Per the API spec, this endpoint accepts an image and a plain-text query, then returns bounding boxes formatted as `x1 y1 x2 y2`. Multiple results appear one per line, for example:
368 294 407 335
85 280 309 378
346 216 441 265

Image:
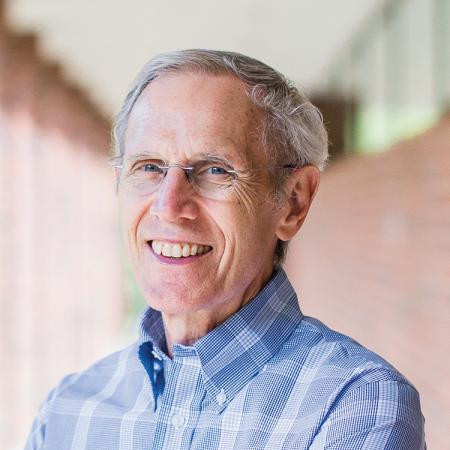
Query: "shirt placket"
153 350 203 449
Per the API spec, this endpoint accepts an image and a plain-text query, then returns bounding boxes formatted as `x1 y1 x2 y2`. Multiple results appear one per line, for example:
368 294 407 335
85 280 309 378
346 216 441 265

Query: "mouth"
148 240 213 259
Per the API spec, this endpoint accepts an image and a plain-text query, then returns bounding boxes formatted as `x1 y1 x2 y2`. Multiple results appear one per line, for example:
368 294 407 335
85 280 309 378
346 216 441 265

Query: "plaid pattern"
25 269 425 449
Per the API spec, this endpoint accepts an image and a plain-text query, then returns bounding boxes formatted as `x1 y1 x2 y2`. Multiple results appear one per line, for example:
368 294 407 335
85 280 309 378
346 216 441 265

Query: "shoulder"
31 342 141 425
285 316 412 384
54 343 142 399
265 314 421 405
25 343 143 449
279 316 425 448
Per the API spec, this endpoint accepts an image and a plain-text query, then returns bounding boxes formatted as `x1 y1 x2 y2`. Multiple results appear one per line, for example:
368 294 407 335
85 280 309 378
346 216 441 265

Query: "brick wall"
286 117 450 450
0 6 124 448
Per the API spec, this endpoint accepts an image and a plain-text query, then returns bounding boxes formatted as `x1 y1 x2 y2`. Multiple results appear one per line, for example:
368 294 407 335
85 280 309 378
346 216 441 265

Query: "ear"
275 165 320 241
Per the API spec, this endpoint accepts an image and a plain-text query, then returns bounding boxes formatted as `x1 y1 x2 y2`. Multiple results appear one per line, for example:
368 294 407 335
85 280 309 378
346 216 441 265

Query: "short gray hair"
112 49 328 268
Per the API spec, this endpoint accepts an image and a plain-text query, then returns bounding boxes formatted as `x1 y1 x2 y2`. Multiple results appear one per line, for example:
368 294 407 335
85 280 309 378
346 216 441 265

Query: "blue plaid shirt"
26 269 425 449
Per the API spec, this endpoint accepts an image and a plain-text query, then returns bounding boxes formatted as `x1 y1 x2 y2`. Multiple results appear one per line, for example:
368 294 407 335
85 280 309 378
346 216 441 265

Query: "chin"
139 277 215 314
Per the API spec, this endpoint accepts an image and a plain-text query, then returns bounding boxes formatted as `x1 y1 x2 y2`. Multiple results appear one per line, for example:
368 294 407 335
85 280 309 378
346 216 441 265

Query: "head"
112 49 328 316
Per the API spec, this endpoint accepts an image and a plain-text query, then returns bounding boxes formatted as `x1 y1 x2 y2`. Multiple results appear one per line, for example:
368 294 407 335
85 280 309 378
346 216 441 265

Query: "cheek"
221 206 261 254
119 196 147 244
233 178 268 217
229 201 280 261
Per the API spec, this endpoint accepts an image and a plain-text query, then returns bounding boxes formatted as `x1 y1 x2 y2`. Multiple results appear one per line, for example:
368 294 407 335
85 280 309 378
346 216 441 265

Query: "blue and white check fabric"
25 269 426 449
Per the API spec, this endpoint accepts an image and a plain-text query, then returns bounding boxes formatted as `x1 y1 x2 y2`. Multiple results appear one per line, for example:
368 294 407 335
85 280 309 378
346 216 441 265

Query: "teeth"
171 244 182 258
152 241 163 255
162 243 172 257
151 240 211 258
182 243 190 257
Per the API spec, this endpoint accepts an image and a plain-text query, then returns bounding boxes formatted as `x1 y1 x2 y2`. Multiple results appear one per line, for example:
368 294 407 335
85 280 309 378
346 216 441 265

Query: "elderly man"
26 50 425 449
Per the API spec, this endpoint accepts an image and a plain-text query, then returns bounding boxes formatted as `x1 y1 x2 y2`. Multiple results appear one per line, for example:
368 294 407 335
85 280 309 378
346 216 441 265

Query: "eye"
207 166 228 175
142 163 161 172
133 161 164 174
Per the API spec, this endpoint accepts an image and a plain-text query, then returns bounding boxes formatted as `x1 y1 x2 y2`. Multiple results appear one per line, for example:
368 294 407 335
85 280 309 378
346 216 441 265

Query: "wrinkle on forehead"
124 72 267 168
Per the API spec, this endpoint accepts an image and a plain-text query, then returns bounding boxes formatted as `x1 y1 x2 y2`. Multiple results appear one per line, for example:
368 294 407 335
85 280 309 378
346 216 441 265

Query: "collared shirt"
25 269 425 449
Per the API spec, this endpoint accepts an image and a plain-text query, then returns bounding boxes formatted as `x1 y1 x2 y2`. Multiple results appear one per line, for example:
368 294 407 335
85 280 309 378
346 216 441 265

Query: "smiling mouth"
149 240 213 258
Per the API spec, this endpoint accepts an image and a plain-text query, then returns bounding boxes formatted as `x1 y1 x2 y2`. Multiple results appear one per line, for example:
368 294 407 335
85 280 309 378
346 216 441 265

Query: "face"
120 72 287 317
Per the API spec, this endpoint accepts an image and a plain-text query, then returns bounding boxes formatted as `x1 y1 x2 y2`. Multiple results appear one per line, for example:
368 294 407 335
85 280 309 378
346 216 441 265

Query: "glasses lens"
117 159 237 200
191 161 235 199
121 161 165 195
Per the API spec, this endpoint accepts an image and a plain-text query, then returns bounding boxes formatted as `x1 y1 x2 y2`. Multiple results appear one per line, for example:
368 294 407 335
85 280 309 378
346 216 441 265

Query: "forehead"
124 72 265 164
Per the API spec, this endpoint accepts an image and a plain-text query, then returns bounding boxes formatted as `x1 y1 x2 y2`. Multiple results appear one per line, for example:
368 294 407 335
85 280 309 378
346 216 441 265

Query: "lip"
147 241 212 265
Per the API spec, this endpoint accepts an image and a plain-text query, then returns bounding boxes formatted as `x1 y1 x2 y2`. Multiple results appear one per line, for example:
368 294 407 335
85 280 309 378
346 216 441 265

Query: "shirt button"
171 413 186 429
216 388 227 406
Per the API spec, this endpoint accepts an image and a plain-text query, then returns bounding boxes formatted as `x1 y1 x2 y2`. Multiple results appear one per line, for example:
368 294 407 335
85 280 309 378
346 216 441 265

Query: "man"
26 50 425 449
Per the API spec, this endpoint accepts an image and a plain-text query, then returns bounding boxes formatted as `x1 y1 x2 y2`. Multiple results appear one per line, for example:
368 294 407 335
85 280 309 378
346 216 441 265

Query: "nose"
149 166 199 222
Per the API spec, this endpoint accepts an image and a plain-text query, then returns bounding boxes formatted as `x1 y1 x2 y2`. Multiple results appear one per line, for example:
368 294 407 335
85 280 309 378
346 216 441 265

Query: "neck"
161 267 275 357
162 311 223 352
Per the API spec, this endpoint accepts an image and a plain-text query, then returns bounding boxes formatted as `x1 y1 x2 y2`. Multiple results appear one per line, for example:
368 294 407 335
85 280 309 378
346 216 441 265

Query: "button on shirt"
25 269 426 449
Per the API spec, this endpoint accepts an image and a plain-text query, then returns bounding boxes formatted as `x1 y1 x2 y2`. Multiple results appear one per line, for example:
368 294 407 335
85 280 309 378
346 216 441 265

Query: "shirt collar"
138 268 303 412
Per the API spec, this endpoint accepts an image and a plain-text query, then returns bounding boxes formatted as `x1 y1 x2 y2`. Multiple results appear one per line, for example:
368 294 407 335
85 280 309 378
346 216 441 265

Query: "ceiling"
6 0 381 115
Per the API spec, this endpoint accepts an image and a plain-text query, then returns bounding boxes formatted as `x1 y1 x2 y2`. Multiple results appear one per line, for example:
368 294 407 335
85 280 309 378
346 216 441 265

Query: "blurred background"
0 0 448 448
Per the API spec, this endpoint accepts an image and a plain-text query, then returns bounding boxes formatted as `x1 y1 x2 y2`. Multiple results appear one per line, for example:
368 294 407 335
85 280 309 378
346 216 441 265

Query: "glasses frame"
108 156 297 197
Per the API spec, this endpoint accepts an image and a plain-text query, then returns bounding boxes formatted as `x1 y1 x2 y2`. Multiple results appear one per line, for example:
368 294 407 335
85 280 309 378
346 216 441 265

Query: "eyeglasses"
109 156 296 200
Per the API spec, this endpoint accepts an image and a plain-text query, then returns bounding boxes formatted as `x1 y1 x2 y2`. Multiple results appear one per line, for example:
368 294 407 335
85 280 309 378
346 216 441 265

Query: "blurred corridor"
0 2 123 447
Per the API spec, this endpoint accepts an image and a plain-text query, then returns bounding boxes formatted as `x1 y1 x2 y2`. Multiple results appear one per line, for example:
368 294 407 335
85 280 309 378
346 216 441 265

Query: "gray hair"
112 49 328 268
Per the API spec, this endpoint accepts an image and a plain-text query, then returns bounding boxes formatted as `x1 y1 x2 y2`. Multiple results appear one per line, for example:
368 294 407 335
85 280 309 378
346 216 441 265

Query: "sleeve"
309 380 426 450
24 373 77 450
24 390 54 450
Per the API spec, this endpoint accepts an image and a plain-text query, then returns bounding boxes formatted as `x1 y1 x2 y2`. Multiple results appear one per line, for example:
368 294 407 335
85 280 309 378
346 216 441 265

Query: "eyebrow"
123 153 160 165
196 151 236 166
